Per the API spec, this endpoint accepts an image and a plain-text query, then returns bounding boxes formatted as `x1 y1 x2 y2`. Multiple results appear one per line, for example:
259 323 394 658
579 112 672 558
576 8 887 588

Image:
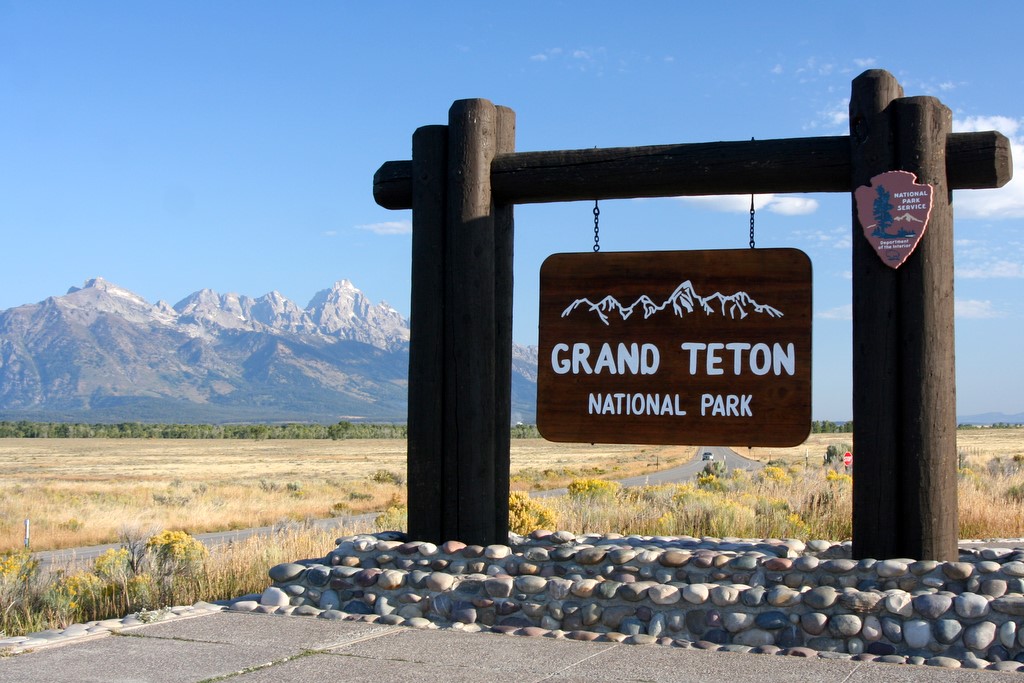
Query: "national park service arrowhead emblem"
854 170 933 269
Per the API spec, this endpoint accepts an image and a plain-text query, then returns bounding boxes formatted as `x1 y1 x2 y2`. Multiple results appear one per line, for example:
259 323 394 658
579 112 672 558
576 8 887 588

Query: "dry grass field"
0 438 686 552
1 428 1022 553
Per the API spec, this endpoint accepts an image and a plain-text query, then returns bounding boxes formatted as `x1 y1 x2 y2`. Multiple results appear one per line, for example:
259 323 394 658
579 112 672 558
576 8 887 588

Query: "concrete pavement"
0 610 1012 683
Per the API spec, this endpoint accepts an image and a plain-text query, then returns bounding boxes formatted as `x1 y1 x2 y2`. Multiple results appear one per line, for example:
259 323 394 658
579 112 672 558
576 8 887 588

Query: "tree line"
0 421 546 439
810 420 852 433
0 420 407 440
811 420 1024 433
4 419 1011 440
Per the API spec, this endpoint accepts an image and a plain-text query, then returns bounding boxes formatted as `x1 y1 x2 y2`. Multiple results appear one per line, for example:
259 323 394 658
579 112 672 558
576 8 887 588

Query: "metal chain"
593 200 601 252
748 137 756 249
749 194 756 249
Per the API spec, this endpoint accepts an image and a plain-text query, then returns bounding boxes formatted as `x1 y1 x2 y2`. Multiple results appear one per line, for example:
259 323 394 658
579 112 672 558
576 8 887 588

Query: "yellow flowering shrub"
146 530 208 577
567 478 620 500
373 505 407 532
696 472 726 491
757 465 791 485
825 469 853 486
93 548 132 583
508 492 558 535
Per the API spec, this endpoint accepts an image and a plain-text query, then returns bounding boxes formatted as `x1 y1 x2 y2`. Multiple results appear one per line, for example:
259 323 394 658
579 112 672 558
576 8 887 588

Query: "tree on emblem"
872 185 894 237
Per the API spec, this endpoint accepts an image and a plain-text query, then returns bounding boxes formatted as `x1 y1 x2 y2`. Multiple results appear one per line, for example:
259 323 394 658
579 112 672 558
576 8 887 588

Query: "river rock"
903 620 932 649
648 584 680 605
269 563 307 583
829 614 862 638
933 619 963 645
803 586 838 610
913 593 952 619
963 621 997 650
954 592 989 619
260 587 290 607
875 560 908 578
682 584 709 604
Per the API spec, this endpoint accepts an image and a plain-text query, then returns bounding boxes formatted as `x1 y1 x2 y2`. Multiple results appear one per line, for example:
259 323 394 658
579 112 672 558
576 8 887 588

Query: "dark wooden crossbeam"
375 131 1011 210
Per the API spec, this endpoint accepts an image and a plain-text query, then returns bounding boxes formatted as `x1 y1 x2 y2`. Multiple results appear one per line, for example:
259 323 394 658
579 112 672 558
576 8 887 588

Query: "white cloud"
817 300 1002 320
771 197 820 215
791 226 848 250
818 304 852 320
529 48 561 62
356 220 412 236
771 64 783 75
853 58 877 69
794 57 840 82
953 115 1024 219
958 259 1024 278
957 116 1019 137
803 98 849 132
678 194 819 215
956 299 1003 319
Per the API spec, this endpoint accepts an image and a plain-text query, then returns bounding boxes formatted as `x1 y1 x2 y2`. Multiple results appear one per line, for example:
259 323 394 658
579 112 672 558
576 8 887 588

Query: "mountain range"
0 278 538 424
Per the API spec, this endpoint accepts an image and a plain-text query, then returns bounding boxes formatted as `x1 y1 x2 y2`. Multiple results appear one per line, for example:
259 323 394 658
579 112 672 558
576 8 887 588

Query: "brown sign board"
537 249 812 447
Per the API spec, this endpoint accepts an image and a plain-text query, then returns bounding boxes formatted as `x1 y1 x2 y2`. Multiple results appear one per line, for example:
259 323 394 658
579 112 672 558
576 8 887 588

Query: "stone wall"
264 531 1024 666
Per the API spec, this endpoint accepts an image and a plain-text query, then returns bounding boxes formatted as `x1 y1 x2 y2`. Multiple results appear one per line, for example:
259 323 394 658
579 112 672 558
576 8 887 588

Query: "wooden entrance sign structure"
373 70 1012 560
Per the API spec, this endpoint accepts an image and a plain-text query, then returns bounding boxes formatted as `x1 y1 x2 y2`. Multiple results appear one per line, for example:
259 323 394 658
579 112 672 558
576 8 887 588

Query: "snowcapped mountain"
305 280 409 350
0 278 538 424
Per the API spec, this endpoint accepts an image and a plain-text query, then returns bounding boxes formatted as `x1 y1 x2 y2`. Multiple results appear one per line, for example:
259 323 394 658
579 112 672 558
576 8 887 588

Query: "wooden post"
850 73 959 561
493 106 516 539
406 104 516 546
850 71 903 560
407 125 448 542
894 96 958 561
444 99 500 545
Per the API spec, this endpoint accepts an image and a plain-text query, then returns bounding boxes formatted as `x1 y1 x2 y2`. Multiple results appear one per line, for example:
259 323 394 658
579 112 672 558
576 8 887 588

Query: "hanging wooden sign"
854 170 934 269
537 248 812 446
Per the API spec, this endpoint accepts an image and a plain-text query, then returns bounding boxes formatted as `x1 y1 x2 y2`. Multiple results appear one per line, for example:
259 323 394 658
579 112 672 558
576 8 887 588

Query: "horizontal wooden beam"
373 131 1011 210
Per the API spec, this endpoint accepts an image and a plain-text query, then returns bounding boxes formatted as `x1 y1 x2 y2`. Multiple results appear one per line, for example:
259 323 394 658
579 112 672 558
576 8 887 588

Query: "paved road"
33 447 758 571
616 445 760 487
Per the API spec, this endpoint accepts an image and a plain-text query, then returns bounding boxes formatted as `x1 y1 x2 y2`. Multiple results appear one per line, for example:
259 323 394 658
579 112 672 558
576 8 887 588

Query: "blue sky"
1 2 1022 420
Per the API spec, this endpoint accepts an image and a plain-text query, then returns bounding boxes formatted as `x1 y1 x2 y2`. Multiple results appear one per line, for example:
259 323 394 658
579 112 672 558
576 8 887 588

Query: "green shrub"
370 469 404 486
1006 484 1024 503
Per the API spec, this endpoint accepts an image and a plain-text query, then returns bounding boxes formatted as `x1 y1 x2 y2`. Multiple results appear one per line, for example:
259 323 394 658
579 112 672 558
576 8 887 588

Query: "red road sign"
843 451 853 467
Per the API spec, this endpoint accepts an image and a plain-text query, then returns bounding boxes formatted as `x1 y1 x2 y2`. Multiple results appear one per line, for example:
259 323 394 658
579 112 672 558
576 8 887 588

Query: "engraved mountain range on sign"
561 280 784 325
